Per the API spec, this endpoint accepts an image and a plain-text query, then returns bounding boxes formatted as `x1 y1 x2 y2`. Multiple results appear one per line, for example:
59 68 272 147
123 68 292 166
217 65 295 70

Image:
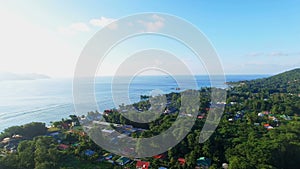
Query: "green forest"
1 68 300 169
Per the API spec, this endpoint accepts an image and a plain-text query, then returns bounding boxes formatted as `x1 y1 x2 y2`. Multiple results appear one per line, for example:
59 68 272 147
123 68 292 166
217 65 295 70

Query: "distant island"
0 72 50 81
0 68 299 169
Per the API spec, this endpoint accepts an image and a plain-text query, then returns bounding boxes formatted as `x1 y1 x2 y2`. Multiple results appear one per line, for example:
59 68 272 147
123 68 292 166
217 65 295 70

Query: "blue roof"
84 149 95 156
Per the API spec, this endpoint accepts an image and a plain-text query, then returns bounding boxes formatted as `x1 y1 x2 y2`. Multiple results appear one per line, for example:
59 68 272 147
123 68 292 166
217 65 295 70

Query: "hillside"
1 69 300 169
229 68 300 94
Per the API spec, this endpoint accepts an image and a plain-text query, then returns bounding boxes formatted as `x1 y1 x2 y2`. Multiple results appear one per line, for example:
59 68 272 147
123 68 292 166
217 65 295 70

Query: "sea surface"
0 75 268 131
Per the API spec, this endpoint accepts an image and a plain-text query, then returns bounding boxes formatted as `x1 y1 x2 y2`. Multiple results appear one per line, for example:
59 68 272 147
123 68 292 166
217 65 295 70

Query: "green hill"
230 68 300 94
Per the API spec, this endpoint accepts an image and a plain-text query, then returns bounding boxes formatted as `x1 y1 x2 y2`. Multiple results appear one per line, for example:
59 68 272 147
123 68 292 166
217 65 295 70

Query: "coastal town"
0 102 296 169
1 108 215 169
1 69 300 169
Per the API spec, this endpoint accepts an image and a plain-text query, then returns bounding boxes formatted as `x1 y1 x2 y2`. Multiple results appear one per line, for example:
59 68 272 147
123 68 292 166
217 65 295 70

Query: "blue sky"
0 0 299 77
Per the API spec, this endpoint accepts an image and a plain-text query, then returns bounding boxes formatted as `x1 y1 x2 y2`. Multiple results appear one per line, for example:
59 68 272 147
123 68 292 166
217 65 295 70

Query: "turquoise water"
0 75 268 131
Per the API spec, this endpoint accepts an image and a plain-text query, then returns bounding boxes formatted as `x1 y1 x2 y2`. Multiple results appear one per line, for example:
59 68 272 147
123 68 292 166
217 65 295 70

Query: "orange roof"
136 161 150 169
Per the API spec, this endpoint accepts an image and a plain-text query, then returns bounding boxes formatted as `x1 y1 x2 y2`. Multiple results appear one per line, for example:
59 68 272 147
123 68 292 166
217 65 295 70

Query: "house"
197 157 211 168
197 115 205 119
58 144 69 150
72 143 80 147
222 163 229 169
116 156 131 166
71 121 79 127
2 138 19 153
136 161 150 169
12 134 22 139
280 114 291 120
153 154 165 159
217 101 226 105
263 111 271 115
258 113 264 117
268 114 277 121
178 158 186 165
1 137 10 144
164 108 171 114
84 149 95 156
234 111 244 120
3 144 16 153
263 124 274 130
103 153 114 160
104 109 113 115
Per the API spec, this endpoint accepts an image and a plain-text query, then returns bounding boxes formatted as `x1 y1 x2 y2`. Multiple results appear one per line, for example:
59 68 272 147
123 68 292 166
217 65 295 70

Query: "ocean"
0 75 268 131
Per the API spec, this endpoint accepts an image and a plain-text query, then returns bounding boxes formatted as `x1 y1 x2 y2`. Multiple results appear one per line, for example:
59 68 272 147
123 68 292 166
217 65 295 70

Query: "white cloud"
138 14 165 32
58 22 90 35
246 52 264 57
246 51 300 57
89 16 116 27
58 17 117 36
269 51 289 57
152 14 165 22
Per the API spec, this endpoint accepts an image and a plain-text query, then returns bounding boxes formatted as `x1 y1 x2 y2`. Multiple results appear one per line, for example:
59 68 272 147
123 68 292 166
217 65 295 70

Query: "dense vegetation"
228 68 300 94
1 68 300 169
1 136 62 169
0 120 113 169
0 122 47 140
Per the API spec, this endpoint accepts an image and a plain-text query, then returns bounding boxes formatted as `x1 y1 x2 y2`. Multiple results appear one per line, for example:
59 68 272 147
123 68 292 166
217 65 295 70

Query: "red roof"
104 109 113 113
197 115 205 119
264 124 270 127
58 144 69 150
178 158 186 165
153 154 165 159
136 161 150 169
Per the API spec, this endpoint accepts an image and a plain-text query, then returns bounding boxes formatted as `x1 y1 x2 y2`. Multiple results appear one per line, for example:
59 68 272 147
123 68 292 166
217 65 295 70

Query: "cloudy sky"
0 0 299 77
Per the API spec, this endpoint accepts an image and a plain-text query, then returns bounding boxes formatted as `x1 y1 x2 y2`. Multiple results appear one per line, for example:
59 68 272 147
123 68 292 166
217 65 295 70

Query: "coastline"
0 75 270 132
